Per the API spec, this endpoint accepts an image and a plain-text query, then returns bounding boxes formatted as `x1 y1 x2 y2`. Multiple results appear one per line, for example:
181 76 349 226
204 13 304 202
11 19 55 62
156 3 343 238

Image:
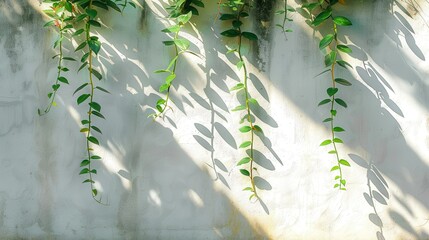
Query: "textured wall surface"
1 0 429 239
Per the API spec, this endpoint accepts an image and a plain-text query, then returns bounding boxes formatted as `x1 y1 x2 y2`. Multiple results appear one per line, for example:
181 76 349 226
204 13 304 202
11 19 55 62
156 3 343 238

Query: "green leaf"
339 159 351 166
79 168 90 175
232 20 242 28
236 61 244 70
89 102 101 112
156 98 166 105
177 12 192 24
91 111 105 119
106 0 121 12
318 99 331 106
335 176 341 180
88 20 101 27
43 20 55 27
335 78 352 86
328 150 337 154
165 74 176 84
75 42 87 51
58 76 69 84
333 127 345 132
80 159 90 167
248 98 258 105
337 60 352 68
230 83 244 91
333 16 352 26
91 69 102 80
333 138 343 143
63 57 76 61
335 98 348 108
249 193 256 201
337 45 352 53
323 118 333 122
330 166 339 171
239 169 250 176
219 13 236 20
325 51 337 66
82 179 95 183
163 41 175 46
253 125 263 133
327 88 338 97
239 141 252 148
239 126 252 133
242 187 253 191
159 83 170 93
162 25 180 33
87 136 99 145
320 139 332 146
73 29 85 36
231 105 246 111
81 120 90 125
91 126 102 134
92 189 98 196
220 29 240 37
331 109 337 116
174 38 190 51
80 128 89 132
334 183 340 188
86 9 97 19
78 62 88 72
319 34 334 49
312 9 332 26
91 155 101 160
77 94 91 105
340 179 347 186
154 69 170 74
242 32 258 41
96 86 110 94
88 40 101 55
237 157 251 166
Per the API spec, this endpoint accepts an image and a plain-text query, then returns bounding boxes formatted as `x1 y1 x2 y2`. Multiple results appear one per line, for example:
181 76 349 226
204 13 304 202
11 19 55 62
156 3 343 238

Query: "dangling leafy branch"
303 0 353 190
40 0 128 204
275 0 295 33
39 0 76 115
220 0 262 201
150 0 203 119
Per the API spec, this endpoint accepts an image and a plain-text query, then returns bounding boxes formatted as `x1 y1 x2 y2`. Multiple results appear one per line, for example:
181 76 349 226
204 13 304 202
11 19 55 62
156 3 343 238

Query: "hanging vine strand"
39 0 76 115
303 0 353 190
41 0 130 204
150 0 203 119
220 0 263 201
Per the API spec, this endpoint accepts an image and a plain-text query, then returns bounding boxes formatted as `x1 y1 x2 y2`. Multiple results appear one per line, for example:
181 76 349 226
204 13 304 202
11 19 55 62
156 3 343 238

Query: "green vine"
275 0 295 33
40 0 128 203
39 0 76 115
220 0 262 201
303 0 353 190
150 0 203 119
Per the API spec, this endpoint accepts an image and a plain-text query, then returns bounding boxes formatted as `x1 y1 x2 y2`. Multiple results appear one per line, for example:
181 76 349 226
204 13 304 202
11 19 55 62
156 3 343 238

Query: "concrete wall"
0 0 428 239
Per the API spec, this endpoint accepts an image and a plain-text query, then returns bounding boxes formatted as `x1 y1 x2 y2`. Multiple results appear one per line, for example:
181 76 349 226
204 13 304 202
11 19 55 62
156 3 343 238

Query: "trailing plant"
40 0 130 203
38 0 76 115
301 0 353 190
219 0 263 201
150 0 203 119
275 0 295 33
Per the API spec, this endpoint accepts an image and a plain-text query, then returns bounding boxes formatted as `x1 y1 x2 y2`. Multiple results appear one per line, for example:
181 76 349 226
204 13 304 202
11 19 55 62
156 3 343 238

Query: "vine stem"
40 19 64 115
330 22 344 189
154 30 180 118
85 0 105 204
237 5 258 200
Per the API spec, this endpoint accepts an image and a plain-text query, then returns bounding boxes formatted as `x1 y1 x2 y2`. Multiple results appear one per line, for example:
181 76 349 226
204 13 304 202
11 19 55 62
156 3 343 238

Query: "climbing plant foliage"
39 0 357 204
301 0 353 190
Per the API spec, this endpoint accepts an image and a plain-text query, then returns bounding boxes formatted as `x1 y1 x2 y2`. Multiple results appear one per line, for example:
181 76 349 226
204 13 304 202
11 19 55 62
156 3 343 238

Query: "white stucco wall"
0 0 428 239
